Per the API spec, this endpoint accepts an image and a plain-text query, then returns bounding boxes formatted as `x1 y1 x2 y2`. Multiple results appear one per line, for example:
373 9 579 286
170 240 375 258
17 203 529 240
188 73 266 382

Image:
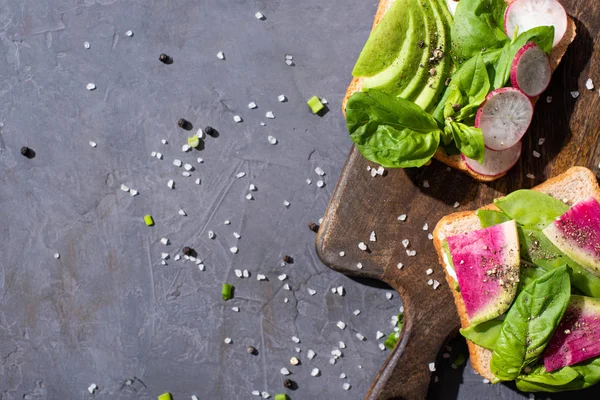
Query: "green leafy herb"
460 317 504 350
451 0 509 61
516 357 600 392
384 313 404 350
346 90 443 167
447 121 485 162
494 190 569 230
491 26 555 89
490 265 571 381
222 283 234 301
476 209 511 228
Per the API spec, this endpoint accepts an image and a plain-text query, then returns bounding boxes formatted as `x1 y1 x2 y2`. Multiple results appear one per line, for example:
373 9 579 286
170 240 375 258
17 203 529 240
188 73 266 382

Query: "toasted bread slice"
343 0 577 182
432 166 600 380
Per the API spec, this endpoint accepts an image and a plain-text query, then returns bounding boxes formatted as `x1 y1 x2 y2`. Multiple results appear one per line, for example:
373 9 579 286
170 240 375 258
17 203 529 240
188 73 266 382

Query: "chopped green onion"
307 96 324 114
188 135 200 148
453 353 466 368
274 394 290 400
158 393 172 400
222 283 234 301
144 215 154 226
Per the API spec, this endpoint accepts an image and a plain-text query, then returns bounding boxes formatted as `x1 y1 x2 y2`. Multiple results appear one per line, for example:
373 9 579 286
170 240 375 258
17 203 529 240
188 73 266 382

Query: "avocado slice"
352 0 414 77
361 5 423 93
416 0 454 113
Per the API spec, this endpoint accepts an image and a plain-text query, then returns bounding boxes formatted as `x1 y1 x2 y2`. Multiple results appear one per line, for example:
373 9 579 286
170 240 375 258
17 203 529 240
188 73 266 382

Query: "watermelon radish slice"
543 198 600 276
463 142 522 177
511 42 552 98
543 296 600 372
475 87 534 150
446 220 521 325
504 0 567 48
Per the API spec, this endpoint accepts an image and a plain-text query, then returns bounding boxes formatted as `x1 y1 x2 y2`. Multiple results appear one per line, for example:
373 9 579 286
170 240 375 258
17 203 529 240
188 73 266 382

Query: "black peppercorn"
159 53 172 64
283 255 293 264
283 379 294 389
178 118 192 130
247 346 257 355
308 222 319 233
20 146 34 159
182 246 192 256
204 126 216 137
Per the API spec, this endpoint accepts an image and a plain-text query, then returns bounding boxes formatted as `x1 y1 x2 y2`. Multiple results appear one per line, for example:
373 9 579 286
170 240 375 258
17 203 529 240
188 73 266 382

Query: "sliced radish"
446 0 459 16
475 87 534 151
510 42 551 97
504 0 567 48
463 143 522 177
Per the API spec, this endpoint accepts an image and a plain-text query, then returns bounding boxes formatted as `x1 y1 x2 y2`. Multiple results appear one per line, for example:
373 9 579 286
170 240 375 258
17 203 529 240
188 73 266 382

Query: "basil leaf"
476 209 511 228
520 227 600 298
384 313 404 350
491 265 571 381
346 90 442 168
449 122 485 162
519 262 548 289
492 26 555 89
516 357 600 392
461 317 504 350
453 53 491 106
451 0 509 60
494 190 569 230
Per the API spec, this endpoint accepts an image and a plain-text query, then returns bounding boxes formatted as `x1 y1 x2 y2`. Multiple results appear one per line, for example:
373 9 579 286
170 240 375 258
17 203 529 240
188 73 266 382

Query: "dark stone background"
0 0 592 399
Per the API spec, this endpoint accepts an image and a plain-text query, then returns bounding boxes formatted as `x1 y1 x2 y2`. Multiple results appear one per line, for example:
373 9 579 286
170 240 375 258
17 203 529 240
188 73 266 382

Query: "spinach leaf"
494 190 569 230
460 317 504 350
384 313 404 350
490 265 571 381
451 0 509 60
448 122 485 162
492 26 555 89
443 54 491 121
519 262 548 289
516 357 600 392
346 90 443 167
520 227 600 298
477 209 511 228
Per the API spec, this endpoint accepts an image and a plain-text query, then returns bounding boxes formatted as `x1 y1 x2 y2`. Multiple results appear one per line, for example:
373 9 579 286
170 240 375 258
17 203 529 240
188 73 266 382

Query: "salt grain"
261 392 270 399
428 279 433 286
54 253 60 259
426 268 433 275
526 173 535 179
423 180 430 188
369 231 376 242
229 247 238 254
246 193 254 200
342 383 351 391
249 184 257 191
306 178 312 185
397 263 403 269
125 30 133 37
286 59 293 66
315 167 325 176
311 368 320 377
398 214 407 221
453 202 460 208
533 150 541 158
570 91 580 99
355 333 365 341
433 280 440 290
86 83 96 91
278 274 288 281
160 237 169 245
407 250 417 256
243 270 250 278
307 288 316 296
376 331 385 340
120 184 130 192
224 337 232 344
340 373 346 379
353 309 361 316
280 367 290 376
402 239 410 248
184 163 193 171
257 274 267 281
89 141 97 148
336 321 346 330
423 223 429 231
265 111 275 119
195 178 201 185
217 51 225 60
173 159 182 167
283 200 290 207
267 136 277 145
224 220 231 225
339 341 346 349
379 343 386 351
232 306 239 312
307 349 316 360
235 269 243 278
156 152 163 159
538 138 546 145
376 166 385 175
178 209 187 216
292 336 300 343
336 286 344 296
208 231 215 239
586 78 594 90
356 263 363 269
316 180 325 188
429 362 436 372
358 242 368 251
428 233 433 240
233 115 242 123
255 11 265 19
278 95 287 102
385 292 393 300
84 41 91 49
182 172 191 177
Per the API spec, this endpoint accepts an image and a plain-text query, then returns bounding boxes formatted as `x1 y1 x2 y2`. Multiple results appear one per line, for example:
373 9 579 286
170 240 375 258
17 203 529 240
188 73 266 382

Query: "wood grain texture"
317 0 600 398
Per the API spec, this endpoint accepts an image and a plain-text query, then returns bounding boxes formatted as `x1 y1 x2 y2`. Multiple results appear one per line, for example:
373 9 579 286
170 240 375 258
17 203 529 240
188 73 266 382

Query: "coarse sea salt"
217 51 225 60
586 78 594 90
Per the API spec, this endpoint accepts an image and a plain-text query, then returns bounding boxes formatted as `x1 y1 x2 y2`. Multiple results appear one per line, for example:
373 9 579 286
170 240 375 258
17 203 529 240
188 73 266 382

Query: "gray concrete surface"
0 0 594 399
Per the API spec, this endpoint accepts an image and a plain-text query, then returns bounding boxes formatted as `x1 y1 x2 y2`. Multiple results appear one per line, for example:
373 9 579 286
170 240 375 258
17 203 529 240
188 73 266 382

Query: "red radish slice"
510 42 552 97
504 0 567 48
446 0 458 16
463 142 522 177
475 87 533 150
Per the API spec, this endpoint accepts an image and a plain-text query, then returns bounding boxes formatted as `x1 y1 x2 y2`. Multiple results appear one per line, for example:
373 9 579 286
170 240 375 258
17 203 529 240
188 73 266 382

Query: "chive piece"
222 283 234 301
144 215 154 226
188 135 200 148
307 96 324 114
274 394 290 400
158 393 172 400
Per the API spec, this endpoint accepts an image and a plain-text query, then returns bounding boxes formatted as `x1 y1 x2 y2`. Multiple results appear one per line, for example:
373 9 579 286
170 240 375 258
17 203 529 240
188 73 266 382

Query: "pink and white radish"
463 142 522 177
511 42 552 97
504 0 567 48
475 87 533 150
446 0 459 16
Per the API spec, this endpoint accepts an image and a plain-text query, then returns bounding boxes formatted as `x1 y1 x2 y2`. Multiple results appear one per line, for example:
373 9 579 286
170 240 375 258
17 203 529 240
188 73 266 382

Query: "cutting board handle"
365 283 454 400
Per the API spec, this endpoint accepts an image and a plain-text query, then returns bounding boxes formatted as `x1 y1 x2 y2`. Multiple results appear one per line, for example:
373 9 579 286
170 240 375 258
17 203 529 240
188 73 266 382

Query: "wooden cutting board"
316 1 600 398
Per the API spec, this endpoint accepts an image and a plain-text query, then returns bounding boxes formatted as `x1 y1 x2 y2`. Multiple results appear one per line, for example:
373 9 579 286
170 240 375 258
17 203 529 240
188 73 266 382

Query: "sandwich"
433 167 600 391
343 0 576 181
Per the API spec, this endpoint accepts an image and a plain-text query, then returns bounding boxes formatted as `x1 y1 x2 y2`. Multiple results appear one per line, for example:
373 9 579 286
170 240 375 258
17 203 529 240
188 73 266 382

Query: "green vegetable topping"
274 394 290 400
460 317 503 350
158 393 172 400
476 209 511 228
222 283 234 301
384 313 404 350
144 215 154 226
494 190 569 230
490 265 571 381
307 96 324 114
188 135 200 148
